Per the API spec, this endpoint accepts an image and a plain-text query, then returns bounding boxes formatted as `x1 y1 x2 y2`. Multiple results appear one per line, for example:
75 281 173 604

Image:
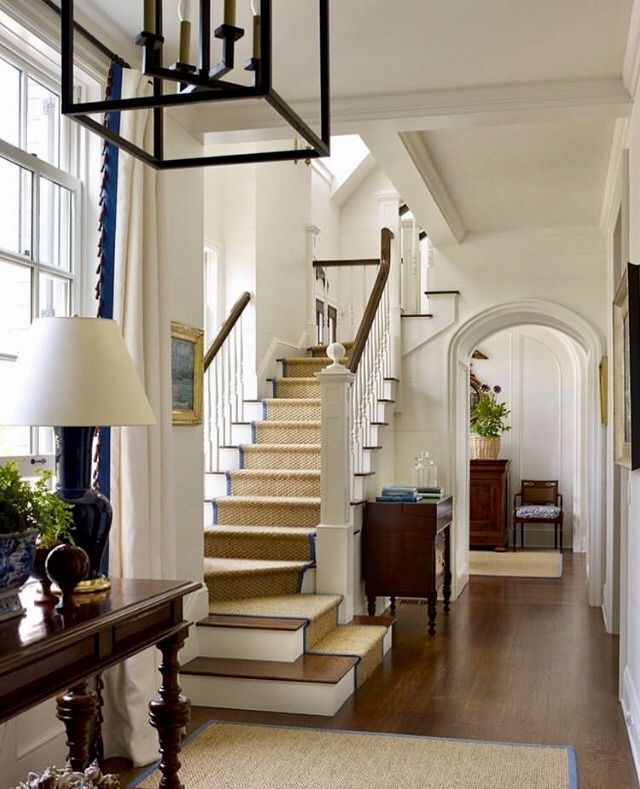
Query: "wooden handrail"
204 291 251 373
347 228 393 373
313 258 379 268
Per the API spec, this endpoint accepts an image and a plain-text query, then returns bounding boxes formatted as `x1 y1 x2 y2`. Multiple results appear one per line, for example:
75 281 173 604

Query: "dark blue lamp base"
54 426 112 592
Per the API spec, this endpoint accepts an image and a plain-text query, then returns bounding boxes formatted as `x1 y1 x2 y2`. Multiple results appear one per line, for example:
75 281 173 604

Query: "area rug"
469 550 563 578
130 720 578 789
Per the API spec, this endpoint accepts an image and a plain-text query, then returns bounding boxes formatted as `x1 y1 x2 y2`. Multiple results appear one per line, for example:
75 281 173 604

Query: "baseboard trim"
622 666 640 784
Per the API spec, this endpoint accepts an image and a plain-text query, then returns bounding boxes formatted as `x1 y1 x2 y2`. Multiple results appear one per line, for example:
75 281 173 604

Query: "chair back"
520 480 558 505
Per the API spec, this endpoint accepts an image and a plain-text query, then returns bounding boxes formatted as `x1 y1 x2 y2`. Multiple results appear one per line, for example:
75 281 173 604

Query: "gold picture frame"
171 321 204 425
599 356 608 426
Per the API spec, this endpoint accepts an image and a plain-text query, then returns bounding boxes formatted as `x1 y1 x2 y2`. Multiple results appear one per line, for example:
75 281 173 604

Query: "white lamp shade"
1 317 156 427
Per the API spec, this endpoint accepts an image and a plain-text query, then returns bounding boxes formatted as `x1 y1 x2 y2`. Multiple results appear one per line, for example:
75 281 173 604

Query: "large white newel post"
316 343 355 623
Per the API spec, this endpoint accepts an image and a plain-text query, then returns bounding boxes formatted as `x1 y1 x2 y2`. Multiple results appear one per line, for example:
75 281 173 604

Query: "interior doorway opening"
448 300 604 606
468 325 584 555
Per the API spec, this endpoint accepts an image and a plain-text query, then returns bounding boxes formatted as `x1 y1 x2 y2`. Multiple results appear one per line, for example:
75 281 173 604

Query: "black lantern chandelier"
60 0 330 168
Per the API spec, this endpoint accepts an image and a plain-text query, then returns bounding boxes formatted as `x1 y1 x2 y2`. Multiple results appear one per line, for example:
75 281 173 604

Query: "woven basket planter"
470 436 501 460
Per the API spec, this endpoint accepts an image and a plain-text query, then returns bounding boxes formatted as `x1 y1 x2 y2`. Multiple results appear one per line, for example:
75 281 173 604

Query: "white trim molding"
622 666 640 783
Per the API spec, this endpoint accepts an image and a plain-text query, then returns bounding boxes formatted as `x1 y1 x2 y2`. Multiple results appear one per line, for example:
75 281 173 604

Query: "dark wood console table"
0 578 201 788
364 496 453 635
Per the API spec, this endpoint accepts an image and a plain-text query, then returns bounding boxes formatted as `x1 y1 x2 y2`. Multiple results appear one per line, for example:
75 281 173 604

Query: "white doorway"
448 300 604 606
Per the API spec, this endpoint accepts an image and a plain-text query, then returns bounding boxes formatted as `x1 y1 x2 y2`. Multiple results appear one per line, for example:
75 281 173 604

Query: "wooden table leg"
149 629 191 789
443 526 452 613
427 593 437 636
389 595 396 614
367 596 376 616
56 680 97 771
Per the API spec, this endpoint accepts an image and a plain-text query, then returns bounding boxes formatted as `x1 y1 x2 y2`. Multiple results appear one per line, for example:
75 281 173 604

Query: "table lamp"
1 317 156 592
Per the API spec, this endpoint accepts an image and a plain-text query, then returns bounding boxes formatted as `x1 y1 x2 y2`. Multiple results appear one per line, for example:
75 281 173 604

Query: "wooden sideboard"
0 578 200 788
469 459 510 549
364 496 452 635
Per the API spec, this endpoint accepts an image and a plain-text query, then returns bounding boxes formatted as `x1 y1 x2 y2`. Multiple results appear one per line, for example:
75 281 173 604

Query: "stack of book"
375 485 444 502
376 486 419 502
417 486 444 499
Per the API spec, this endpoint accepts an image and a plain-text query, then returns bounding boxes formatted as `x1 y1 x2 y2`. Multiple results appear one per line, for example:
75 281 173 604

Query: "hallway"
117 555 637 788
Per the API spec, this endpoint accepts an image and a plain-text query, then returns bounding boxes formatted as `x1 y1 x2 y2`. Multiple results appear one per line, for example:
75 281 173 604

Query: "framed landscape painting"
613 263 640 469
171 321 204 425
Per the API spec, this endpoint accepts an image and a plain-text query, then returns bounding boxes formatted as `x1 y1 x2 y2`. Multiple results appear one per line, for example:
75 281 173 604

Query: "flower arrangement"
470 384 511 438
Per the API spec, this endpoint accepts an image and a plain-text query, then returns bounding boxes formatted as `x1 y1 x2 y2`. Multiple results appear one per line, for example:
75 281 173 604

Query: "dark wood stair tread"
352 614 395 627
198 614 307 631
181 654 357 684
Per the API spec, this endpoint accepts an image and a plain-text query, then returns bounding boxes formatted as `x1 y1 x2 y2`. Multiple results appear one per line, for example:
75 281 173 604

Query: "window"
0 47 81 458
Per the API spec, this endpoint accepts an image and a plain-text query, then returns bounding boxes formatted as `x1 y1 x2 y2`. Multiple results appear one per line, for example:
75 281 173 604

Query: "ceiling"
75 0 635 240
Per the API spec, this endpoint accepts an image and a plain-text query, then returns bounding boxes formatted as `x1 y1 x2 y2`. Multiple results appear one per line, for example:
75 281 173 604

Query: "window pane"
0 157 32 257
0 57 20 146
39 178 72 270
0 260 31 356
27 78 59 167
0 361 30 454
39 273 69 318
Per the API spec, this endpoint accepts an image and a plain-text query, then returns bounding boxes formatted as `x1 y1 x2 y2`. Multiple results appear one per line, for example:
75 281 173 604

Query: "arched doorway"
447 300 604 606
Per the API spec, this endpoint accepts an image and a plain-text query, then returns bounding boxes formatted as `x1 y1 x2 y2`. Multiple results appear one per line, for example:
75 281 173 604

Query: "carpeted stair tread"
180 653 357 684
262 398 321 421
272 377 320 398
204 525 315 562
209 593 342 620
282 357 347 377
239 444 320 472
308 624 388 688
309 340 353 357
253 420 321 445
204 558 313 602
225 469 321 498
212 495 320 528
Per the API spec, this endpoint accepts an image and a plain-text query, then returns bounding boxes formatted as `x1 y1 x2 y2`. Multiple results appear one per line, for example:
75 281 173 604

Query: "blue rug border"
128 719 578 788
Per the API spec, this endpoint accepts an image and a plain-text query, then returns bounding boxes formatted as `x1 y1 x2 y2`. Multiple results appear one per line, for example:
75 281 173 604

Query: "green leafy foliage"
0 461 74 544
470 385 511 438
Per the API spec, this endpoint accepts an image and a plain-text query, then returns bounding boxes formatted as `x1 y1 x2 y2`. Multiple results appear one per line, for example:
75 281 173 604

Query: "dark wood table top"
0 578 201 723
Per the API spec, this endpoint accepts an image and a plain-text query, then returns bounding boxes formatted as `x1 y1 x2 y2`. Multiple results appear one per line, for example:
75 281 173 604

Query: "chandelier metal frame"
60 0 330 169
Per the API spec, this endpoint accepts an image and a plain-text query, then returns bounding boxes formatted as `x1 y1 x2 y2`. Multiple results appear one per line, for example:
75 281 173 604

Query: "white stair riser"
383 380 397 400
182 670 355 716
231 423 253 445
352 476 364 501
383 627 393 655
204 501 214 528
205 473 227 499
243 401 264 421
197 625 304 662
219 447 240 470
300 567 316 593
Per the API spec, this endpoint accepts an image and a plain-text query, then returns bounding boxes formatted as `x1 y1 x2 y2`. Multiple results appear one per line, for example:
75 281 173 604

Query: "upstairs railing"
204 291 252 473
313 228 394 492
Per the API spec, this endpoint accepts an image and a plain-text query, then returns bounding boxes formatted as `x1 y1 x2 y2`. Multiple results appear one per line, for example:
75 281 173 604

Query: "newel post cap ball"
326 342 346 369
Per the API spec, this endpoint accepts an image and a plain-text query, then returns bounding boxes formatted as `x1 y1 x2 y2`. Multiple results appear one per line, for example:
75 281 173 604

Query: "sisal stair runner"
191 340 388 705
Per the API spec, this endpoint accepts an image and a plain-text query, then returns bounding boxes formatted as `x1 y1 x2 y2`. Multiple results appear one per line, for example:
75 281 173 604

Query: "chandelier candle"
178 0 192 63
144 0 156 31
224 0 236 25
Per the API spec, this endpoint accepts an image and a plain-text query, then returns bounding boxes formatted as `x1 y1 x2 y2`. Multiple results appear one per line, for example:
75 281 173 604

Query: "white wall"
619 34 640 775
471 326 580 549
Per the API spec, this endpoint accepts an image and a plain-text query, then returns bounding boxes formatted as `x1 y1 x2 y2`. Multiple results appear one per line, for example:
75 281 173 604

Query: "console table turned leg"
56 680 98 771
149 630 191 789
367 596 376 616
443 530 452 614
427 593 437 636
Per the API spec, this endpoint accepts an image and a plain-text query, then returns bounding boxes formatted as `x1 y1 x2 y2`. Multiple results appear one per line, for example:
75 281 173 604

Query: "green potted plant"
0 461 74 617
470 384 511 459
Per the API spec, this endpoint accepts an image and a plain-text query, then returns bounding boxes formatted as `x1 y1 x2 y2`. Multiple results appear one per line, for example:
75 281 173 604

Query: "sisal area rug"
469 550 563 578
130 721 578 789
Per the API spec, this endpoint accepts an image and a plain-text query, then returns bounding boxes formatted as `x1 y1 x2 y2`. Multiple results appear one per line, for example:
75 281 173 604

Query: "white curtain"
102 70 177 766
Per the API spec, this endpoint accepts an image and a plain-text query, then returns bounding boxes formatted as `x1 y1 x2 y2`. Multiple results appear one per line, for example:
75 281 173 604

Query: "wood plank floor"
108 553 638 788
